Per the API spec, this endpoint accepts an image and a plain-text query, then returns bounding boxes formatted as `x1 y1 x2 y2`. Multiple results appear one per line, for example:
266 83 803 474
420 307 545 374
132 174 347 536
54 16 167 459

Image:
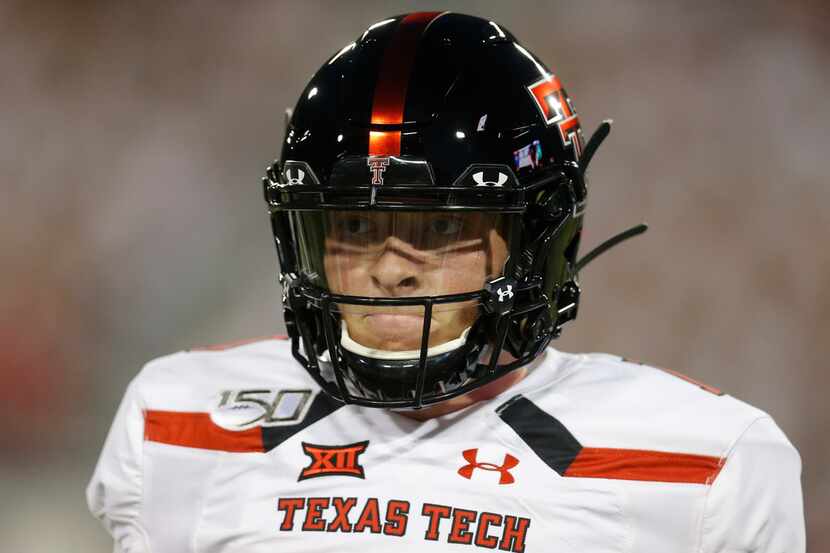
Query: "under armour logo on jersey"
286 168 305 185
299 441 369 481
367 157 390 185
472 170 508 187
497 285 514 302
458 448 519 485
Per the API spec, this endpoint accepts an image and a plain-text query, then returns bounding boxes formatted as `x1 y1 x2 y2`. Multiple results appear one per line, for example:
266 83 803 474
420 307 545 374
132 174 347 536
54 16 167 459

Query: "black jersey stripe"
261 391 344 452
496 394 725 485
496 394 582 475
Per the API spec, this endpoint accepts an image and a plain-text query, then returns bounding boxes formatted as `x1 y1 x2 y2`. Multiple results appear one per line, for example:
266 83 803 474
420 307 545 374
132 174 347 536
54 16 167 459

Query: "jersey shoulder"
130 335 313 411
525 350 779 459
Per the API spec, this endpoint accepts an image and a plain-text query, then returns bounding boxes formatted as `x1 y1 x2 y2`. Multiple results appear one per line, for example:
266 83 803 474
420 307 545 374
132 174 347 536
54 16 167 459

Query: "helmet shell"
282 12 584 187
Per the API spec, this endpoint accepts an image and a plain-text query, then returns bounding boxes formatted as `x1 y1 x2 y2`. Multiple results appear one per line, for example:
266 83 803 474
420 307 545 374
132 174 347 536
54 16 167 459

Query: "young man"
88 12 805 552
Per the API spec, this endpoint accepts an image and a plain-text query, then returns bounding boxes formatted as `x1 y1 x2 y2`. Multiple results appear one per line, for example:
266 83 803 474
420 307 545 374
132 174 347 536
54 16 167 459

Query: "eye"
337 216 370 235
429 216 462 236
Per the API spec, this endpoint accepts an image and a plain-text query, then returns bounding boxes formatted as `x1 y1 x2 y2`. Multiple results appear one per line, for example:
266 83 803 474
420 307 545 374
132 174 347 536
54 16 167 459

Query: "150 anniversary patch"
210 388 313 430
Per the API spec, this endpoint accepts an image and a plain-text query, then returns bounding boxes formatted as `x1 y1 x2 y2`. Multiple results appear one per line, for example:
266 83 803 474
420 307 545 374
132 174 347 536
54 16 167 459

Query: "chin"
352 334 422 352
343 315 418 351
343 312 470 352
346 324 438 353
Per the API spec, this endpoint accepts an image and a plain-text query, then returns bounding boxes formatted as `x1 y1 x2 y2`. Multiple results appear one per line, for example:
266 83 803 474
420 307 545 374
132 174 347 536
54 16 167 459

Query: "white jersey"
87 337 805 552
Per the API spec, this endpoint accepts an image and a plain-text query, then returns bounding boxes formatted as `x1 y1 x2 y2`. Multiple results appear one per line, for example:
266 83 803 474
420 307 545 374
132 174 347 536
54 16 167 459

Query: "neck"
396 366 528 421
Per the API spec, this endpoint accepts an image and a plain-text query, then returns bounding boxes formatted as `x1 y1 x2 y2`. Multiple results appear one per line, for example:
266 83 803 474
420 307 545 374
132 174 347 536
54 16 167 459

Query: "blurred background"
1 0 827 549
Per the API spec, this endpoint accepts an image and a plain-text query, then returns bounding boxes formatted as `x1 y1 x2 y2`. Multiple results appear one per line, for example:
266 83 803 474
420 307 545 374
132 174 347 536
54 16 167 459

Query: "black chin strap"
574 120 649 273
575 223 648 272
580 119 612 175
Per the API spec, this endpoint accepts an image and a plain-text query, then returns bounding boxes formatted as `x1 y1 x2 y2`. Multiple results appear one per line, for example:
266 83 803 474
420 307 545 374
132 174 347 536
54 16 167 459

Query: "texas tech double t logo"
527 74 583 158
367 157 390 185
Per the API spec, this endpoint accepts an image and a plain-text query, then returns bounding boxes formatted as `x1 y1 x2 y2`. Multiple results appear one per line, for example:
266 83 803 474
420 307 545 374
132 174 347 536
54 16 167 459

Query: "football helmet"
263 12 644 408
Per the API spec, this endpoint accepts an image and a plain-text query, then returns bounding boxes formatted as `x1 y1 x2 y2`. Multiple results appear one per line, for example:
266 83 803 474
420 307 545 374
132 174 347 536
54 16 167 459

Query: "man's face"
323 211 509 352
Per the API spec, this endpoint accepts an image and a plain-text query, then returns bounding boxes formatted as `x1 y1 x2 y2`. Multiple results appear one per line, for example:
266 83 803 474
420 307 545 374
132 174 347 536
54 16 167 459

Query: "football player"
88 12 805 552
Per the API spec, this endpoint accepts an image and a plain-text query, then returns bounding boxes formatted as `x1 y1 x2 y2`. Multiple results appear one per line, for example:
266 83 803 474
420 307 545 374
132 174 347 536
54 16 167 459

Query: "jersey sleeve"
700 416 805 552
86 375 150 553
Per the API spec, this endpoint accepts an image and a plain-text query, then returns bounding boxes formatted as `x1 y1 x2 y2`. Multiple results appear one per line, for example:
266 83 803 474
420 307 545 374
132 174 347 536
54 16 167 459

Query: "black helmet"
263 12 642 408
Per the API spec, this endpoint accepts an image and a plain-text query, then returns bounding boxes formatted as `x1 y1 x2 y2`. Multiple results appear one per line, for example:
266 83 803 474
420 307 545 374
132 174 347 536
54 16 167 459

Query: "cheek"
487 228 509 276
324 253 367 294
433 303 478 326
430 252 488 293
428 301 479 346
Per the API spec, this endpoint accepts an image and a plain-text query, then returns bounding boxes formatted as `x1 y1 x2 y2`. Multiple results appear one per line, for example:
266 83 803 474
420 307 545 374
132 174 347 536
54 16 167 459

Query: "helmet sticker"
368 12 446 156
286 168 306 186
527 74 583 157
472 170 508 188
282 161 320 186
513 139 544 171
451 164 518 188
367 156 391 185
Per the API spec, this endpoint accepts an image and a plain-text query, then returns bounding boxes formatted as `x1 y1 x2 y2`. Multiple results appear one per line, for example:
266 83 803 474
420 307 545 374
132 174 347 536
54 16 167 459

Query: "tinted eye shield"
264 158 583 407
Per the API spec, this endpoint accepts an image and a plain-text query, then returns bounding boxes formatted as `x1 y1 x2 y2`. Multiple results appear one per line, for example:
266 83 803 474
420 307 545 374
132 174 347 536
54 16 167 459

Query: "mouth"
362 313 427 336
355 313 430 350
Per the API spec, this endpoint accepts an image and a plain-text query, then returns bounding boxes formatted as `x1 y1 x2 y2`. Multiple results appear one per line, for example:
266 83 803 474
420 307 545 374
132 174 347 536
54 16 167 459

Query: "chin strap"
575 223 648 272
579 119 612 176
574 120 649 272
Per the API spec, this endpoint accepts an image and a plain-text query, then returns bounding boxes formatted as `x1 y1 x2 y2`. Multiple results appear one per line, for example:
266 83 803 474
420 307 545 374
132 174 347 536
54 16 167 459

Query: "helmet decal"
472 170 508 188
285 168 305 186
451 165 519 188
281 161 319 186
368 11 446 156
527 74 584 157
367 157 391 185
513 140 544 171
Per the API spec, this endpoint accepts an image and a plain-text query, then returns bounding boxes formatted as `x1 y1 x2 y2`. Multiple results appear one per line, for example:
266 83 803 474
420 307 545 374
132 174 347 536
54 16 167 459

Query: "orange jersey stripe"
144 410 264 453
564 447 724 484
659 366 724 396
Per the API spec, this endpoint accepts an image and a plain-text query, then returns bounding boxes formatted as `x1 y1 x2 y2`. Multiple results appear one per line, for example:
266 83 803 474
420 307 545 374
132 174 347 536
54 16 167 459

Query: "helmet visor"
292 209 515 351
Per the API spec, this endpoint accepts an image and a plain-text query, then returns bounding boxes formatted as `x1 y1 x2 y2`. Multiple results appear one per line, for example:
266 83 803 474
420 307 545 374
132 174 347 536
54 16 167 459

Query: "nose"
369 236 424 296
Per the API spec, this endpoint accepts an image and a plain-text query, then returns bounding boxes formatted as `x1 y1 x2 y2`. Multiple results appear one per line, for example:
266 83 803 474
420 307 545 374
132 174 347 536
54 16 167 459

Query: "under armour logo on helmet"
496 285 514 302
472 170 508 187
285 168 305 185
458 448 519 485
